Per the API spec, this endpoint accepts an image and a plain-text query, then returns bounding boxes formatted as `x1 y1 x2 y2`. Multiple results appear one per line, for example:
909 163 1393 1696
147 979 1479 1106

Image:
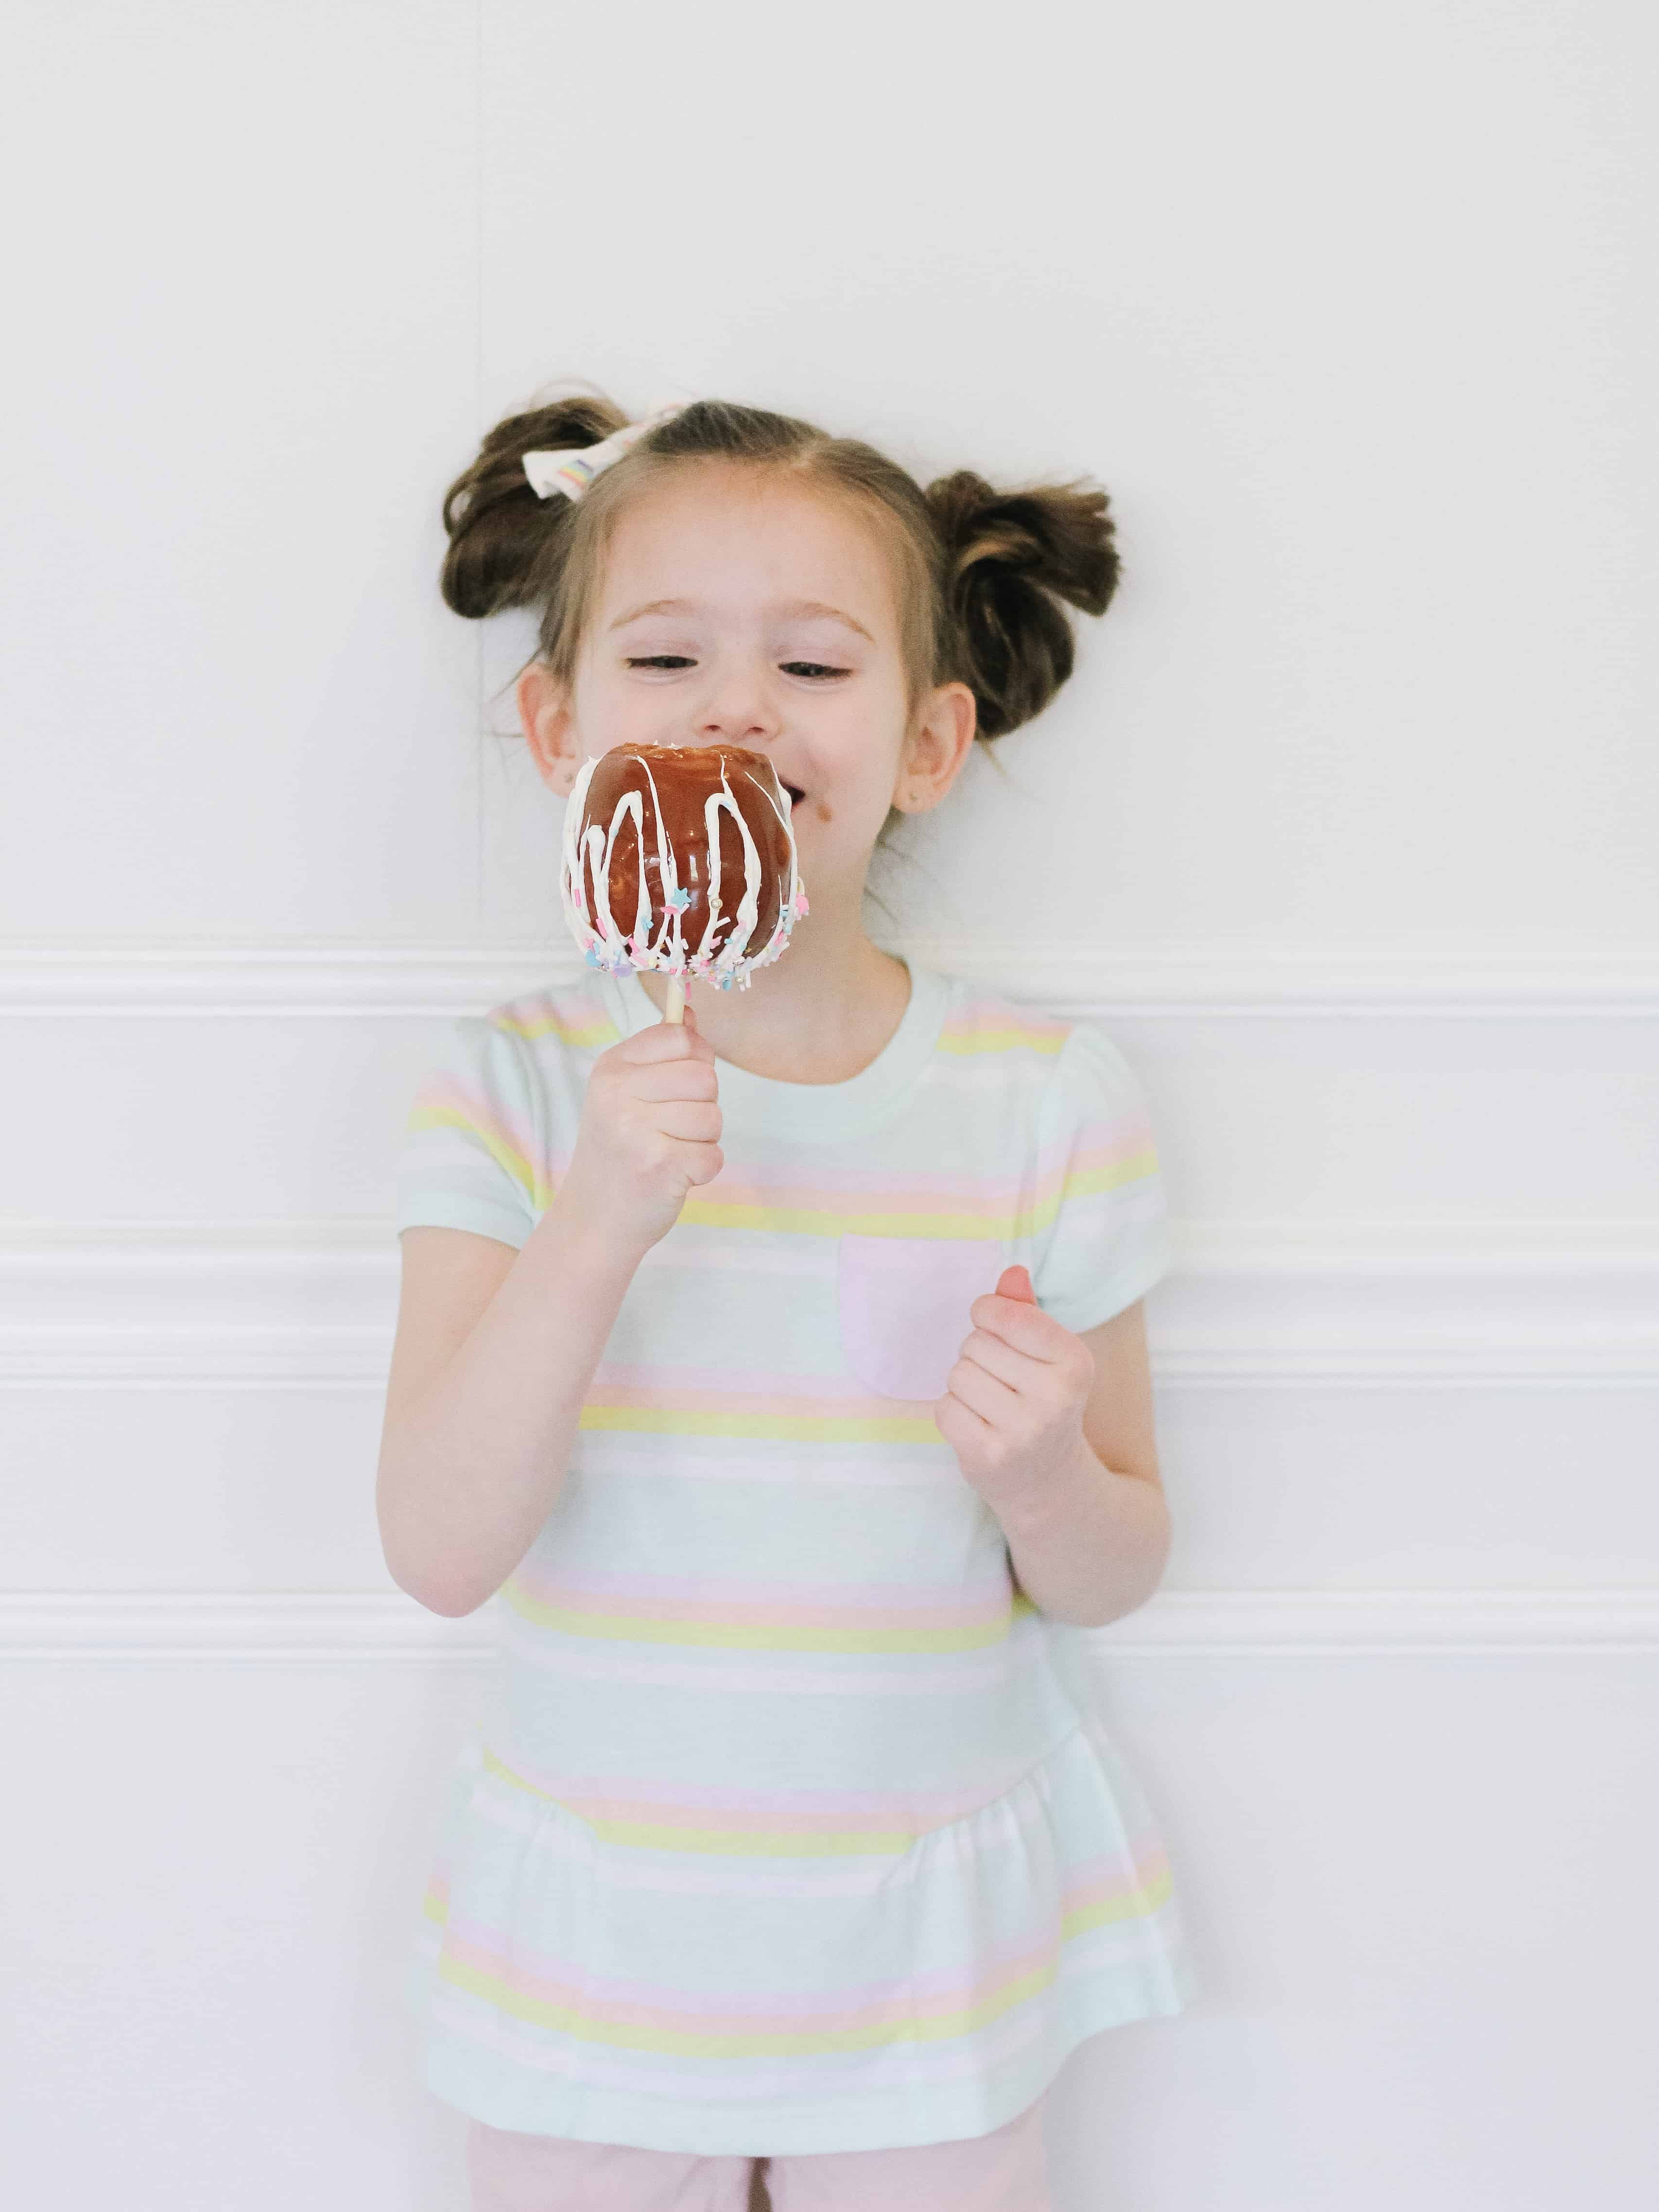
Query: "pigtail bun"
926 471 1120 740
439 394 627 619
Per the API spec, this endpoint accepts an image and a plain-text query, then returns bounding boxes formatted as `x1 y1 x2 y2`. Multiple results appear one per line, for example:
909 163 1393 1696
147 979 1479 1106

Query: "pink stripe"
409 1095 1152 1217
679 1168 1149 1223
440 1922 919 2033
1065 1859 1169 1918
1067 1118 1157 1159
488 989 612 1035
590 1364 878 1402
685 1126 1152 1214
937 1002 1069 1041
688 1151 1065 1200
521 1595 1003 1631
410 1076 545 1170
583 1377 907 1420
432 1851 1169 2034
486 1763 1022 1823
507 1569 1007 1633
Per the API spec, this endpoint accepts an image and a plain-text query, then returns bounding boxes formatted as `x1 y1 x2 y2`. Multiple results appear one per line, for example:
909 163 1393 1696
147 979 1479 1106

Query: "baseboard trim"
2 1227 1653 1388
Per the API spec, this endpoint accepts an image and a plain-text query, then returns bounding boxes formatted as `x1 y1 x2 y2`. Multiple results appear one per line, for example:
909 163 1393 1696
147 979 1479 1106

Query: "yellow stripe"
1062 1863 1175 1939
577 1405 942 1443
490 1010 620 1048
433 1949 1047 2055
1061 1151 1158 1202
433 1873 1173 2056
935 1026 1066 1057
680 1201 1030 1238
479 1754 921 1854
677 1147 1156 1242
490 1011 1062 1056
406 1103 553 1209
402 1108 1153 1244
501 1588 1008 1655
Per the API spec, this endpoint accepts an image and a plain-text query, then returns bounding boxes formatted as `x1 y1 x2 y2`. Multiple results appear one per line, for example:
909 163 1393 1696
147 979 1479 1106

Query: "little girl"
379 394 1193 2211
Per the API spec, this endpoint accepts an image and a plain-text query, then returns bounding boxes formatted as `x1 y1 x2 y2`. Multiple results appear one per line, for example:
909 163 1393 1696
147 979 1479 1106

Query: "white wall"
2 3 1656 2207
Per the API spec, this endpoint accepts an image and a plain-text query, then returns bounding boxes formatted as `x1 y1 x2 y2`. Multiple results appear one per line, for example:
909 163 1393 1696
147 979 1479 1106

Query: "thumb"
996 1264 1038 1305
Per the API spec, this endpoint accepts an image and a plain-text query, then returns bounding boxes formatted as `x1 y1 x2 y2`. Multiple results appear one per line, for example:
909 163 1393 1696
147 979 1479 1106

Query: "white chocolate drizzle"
560 750 807 990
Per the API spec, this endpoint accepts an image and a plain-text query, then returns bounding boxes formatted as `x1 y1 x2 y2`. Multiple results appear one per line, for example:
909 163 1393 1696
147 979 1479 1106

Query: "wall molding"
0 1225 1654 1389
2 1587 1654 1662
1 1226 1653 1389
2 941 1657 1018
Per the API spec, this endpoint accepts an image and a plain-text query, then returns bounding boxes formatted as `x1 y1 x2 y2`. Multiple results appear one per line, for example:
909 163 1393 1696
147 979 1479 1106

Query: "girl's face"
525 466 975 911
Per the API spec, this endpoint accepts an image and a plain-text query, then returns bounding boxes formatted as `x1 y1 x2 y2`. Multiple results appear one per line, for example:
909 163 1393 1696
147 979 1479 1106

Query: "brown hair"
440 392 1120 742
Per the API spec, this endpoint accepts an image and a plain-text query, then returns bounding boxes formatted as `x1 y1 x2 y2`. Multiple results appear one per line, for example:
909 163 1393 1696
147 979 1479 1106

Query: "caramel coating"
562 743 802 984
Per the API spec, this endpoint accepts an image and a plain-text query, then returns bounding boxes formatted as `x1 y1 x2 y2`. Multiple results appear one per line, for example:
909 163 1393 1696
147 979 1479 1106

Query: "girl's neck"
634 897 912 1086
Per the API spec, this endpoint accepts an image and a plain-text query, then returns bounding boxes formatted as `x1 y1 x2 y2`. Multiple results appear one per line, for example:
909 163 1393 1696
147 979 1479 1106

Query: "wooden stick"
664 975 686 1025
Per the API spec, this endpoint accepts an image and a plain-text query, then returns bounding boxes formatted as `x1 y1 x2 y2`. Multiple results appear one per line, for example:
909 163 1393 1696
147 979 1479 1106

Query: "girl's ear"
892 681 977 814
517 662 582 795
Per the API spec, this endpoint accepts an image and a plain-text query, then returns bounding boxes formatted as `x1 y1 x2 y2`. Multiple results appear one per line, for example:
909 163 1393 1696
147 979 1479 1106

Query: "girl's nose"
693 663 779 746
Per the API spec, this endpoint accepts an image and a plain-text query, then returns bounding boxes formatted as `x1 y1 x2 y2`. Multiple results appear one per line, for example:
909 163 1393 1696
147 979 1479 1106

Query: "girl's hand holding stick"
556 1007 721 1257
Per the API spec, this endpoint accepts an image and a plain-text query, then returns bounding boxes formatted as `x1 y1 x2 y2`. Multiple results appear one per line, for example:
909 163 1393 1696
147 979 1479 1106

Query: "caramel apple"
561 743 806 1002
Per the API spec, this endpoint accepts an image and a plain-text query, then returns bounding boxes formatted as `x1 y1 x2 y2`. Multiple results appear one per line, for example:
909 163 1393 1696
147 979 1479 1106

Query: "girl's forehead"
599 469 900 637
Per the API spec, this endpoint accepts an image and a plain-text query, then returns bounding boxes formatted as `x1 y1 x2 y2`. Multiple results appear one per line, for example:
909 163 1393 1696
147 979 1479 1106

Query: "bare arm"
376 1216 639 1616
935 1273 1171 1629
376 1014 723 1617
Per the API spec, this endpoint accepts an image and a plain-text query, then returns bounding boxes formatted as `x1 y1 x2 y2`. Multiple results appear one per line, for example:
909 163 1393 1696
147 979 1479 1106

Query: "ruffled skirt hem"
406 1720 1195 2155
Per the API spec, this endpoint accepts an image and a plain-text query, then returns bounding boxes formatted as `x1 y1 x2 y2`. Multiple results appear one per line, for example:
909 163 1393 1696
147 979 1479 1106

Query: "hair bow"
522 402 690 502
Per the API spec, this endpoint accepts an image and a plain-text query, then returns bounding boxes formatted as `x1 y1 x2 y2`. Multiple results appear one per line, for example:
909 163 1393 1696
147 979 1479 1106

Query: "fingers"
934 1391 994 1454
949 1305 1095 1416
600 1022 719 1107
996 1263 1038 1304
616 1021 716 1069
969 1286 1071 1361
628 1057 720 1105
654 1102 722 1143
674 1138 725 1188
951 1327 1031 1393
942 1351 1021 1426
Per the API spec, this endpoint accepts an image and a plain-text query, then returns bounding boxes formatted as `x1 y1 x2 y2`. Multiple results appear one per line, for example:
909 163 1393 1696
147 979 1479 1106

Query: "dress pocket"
837 1234 1005 1401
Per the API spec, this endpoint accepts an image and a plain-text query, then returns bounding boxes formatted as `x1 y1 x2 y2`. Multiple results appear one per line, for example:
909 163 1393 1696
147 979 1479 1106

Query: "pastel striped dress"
397 962 1193 2154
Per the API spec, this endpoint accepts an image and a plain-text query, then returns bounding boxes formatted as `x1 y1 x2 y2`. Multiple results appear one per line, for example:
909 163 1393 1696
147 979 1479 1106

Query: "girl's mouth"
782 781 806 808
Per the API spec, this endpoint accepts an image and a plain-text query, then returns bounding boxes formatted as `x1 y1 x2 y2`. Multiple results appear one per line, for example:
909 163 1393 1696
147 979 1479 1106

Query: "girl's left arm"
934 1269 1171 1628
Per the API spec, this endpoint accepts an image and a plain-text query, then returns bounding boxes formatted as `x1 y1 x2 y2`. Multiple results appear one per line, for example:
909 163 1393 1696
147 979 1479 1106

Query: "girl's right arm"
375 1013 722 1616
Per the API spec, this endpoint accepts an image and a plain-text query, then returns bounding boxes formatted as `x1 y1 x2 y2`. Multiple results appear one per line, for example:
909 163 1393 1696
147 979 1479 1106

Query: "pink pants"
465 2095 1051 2212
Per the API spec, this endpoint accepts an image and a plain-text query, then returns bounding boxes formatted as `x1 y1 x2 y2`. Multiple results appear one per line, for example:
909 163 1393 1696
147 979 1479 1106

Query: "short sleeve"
1027 1021 1174 1334
395 1016 546 1251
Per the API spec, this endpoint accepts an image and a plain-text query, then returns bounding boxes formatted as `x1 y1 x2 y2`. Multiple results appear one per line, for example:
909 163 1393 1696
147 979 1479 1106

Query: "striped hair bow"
522 402 690 502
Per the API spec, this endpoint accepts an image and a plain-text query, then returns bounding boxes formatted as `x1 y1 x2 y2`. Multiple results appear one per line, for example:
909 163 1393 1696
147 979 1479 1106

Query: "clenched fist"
555 1011 724 1257
934 1265 1097 1507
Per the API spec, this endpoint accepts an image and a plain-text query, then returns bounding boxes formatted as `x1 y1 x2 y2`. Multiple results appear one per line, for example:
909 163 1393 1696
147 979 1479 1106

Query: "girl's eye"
780 661 849 681
625 655 696 671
